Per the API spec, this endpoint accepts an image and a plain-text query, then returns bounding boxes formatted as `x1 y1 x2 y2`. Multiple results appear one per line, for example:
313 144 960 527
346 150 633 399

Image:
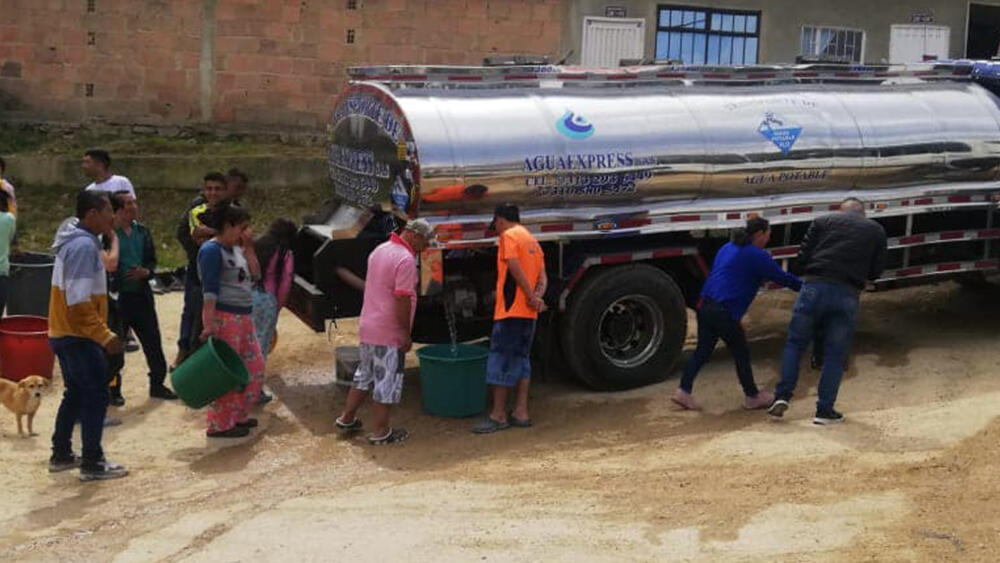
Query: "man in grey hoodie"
48 191 128 482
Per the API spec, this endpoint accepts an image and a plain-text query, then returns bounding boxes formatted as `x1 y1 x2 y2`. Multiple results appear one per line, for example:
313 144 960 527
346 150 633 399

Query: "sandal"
335 417 363 434
508 411 533 428
471 417 510 434
368 427 408 445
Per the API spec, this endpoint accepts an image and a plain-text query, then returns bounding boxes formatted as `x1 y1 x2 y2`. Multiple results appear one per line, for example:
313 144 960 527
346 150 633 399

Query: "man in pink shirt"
335 218 434 445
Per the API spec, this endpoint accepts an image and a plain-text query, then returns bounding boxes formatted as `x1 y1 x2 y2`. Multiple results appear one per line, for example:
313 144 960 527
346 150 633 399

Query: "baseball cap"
403 218 436 240
489 203 520 232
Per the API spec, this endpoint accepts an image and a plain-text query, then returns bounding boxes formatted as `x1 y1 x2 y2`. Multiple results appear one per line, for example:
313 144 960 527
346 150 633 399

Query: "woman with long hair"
251 218 298 360
198 204 265 438
672 217 802 411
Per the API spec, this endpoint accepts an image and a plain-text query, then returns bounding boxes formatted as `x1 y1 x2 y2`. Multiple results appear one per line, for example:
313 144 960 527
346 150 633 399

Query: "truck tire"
560 264 687 390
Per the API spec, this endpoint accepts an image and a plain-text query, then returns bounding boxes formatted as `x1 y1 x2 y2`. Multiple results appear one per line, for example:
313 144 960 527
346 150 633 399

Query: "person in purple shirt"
672 217 802 411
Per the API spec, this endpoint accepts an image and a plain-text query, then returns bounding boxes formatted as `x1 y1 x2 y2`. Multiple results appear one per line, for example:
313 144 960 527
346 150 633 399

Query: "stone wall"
0 0 565 130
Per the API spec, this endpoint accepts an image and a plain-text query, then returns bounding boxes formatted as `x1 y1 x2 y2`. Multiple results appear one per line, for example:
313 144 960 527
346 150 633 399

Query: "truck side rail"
426 183 1000 247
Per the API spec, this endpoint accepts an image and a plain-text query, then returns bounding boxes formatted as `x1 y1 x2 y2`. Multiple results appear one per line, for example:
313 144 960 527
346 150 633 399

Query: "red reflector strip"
770 247 798 257
601 254 632 265
947 195 971 203
540 223 573 233
914 198 933 205
895 267 923 277
670 215 701 222
828 204 840 211
976 260 998 269
978 229 1000 238
371 74 428 81
937 263 961 272
835 72 860 78
939 231 964 240
900 200 910 206
618 218 652 228
652 249 684 259
726 213 741 220
557 73 587 80
899 235 925 245
791 206 813 214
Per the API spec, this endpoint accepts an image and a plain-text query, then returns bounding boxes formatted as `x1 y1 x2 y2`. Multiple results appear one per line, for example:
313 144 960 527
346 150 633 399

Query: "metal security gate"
581 17 644 67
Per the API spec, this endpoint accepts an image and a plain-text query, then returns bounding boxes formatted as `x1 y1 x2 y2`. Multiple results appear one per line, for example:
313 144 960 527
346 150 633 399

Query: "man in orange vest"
473 204 547 434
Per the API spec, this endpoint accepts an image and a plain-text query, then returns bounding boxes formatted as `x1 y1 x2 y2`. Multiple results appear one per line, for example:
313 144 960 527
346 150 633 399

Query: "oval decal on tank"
555 110 595 139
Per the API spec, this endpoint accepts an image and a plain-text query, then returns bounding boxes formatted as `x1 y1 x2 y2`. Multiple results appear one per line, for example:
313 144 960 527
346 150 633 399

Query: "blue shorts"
486 318 536 387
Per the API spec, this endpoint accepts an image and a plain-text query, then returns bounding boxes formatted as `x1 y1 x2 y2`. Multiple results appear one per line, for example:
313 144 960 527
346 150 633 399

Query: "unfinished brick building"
0 0 566 130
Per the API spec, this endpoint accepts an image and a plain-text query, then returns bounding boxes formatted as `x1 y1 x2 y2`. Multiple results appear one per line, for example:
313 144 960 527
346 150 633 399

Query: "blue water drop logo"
556 110 595 140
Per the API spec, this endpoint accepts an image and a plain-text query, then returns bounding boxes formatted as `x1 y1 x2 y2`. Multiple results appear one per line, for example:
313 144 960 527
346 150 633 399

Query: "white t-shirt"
85 174 136 197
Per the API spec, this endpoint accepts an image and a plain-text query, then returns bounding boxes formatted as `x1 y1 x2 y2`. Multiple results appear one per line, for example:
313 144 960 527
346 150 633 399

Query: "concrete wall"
0 0 565 130
567 0 1000 64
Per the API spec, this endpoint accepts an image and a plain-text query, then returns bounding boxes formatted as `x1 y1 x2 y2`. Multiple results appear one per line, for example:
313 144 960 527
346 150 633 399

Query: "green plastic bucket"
416 344 489 418
170 337 251 409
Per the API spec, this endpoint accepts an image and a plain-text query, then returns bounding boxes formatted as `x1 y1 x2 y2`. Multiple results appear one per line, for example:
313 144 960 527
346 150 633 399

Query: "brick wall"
0 0 565 130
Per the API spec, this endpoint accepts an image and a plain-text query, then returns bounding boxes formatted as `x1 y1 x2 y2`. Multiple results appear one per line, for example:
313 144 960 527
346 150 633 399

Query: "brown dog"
0 376 49 437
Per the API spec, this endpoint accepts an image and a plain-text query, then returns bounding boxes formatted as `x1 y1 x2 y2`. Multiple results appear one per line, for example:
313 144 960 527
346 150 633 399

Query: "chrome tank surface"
326 81 1000 218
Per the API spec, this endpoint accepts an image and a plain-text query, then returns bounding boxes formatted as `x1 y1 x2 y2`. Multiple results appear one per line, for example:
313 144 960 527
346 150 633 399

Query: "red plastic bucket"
0 316 55 382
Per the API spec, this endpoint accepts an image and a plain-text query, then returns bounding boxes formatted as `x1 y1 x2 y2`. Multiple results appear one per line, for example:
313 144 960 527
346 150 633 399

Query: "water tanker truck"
289 60 1000 390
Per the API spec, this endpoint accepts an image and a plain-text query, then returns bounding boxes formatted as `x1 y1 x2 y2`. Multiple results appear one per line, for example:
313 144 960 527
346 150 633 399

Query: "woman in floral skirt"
198 204 265 438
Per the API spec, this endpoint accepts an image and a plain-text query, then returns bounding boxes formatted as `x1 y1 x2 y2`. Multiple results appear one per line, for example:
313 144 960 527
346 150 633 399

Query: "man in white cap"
335 218 434 445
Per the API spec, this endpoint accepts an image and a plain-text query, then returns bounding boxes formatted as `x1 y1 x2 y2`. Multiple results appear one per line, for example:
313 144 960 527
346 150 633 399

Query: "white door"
889 25 950 63
581 17 645 67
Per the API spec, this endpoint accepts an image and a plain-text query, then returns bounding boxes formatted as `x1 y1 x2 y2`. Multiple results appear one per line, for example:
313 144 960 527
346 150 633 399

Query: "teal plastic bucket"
416 344 489 417
170 337 251 409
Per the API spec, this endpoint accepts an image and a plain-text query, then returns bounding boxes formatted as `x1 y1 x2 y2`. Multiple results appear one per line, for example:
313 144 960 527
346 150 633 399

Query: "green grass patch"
15 184 329 269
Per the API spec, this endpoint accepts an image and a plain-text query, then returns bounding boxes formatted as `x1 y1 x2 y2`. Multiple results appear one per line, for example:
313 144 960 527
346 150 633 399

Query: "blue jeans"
178 267 202 355
775 281 859 411
679 299 758 397
50 337 109 464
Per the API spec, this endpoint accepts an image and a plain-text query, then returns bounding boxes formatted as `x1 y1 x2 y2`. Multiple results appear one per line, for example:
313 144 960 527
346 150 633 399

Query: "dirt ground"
1 282 999 562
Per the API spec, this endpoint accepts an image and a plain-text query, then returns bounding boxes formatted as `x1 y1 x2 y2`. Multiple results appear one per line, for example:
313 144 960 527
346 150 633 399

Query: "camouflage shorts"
353 343 405 404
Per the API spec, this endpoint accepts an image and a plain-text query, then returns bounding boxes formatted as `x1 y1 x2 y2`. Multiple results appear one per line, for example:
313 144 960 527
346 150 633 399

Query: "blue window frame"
655 5 761 65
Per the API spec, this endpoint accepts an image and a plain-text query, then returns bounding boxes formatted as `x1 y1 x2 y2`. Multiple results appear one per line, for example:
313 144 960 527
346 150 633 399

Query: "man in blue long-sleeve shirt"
672 218 801 411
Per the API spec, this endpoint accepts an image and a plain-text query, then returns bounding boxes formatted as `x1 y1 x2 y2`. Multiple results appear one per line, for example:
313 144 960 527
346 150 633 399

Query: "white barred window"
801 26 865 63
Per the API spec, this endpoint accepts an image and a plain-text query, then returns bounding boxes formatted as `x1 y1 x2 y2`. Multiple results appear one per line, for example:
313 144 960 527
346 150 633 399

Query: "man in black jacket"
110 191 177 400
768 198 886 425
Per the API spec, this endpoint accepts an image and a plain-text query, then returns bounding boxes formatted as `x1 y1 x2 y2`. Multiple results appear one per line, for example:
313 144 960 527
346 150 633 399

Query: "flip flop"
368 427 408 445
335 417 363 434
507 411 533 428
471 417 510 434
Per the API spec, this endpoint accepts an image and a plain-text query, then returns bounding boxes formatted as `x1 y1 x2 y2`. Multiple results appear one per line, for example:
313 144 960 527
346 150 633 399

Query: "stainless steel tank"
327 81 1000 218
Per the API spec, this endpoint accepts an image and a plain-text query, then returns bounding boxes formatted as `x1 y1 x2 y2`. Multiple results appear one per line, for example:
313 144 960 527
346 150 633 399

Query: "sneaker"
49 454 82 473
257 391 274 406
125 335 140 353
150 385 178 400
207 426 251 438
767 399 790 419
813 409 845 425
743 390 774 410
670 388 701 411
79 459 128 482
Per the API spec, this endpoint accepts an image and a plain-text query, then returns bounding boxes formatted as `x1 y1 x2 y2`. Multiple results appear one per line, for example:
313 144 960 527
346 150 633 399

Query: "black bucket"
8 252 54 317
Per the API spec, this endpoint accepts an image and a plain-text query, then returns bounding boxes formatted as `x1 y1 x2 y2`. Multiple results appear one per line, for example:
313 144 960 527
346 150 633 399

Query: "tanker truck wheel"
560 264 687 391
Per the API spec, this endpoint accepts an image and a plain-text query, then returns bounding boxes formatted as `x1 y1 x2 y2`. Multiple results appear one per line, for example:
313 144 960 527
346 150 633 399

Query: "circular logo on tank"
556 110 595 139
